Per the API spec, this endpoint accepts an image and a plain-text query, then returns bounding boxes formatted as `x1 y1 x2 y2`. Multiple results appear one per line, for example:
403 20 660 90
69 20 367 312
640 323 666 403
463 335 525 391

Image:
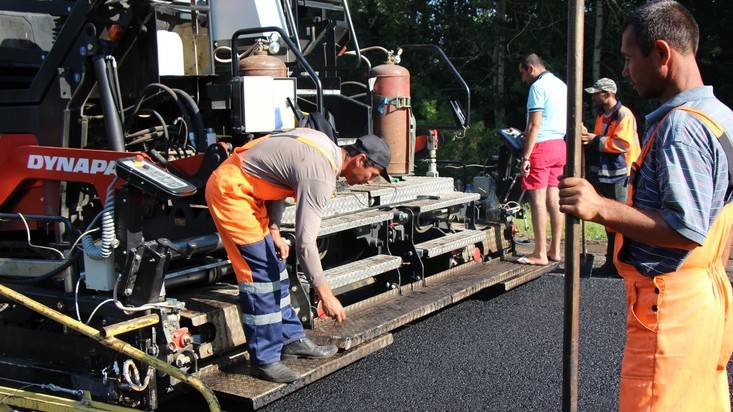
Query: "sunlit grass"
515 204 608 242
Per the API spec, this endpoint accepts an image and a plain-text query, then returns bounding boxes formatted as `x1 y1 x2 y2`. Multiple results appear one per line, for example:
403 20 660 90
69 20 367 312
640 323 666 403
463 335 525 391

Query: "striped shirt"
620 86 733 276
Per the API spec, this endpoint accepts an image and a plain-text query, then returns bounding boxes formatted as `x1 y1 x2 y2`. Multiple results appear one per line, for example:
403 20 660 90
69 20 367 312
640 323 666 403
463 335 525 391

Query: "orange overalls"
614 107 733 411
205 135 336 365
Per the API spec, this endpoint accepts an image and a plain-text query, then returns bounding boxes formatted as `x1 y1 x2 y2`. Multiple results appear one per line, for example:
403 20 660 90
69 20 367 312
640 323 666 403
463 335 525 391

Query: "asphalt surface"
168 269 733 411
261 274 628 412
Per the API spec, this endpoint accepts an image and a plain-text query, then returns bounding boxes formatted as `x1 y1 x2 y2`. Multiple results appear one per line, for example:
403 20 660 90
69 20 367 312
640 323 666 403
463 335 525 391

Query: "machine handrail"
340 0 362 69
398 44 471 129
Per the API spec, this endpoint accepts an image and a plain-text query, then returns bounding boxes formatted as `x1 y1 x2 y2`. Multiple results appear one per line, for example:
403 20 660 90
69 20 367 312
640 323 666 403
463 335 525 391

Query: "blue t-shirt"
526 71 567 143
621 86 733 276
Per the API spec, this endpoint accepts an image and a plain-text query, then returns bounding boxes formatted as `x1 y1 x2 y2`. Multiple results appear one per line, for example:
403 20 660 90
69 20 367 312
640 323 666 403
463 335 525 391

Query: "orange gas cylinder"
239 47 286 77
370 62 411 175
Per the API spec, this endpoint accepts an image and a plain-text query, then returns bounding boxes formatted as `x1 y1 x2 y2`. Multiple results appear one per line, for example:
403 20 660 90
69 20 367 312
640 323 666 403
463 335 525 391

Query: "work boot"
253 361 299 383
282 337 338 359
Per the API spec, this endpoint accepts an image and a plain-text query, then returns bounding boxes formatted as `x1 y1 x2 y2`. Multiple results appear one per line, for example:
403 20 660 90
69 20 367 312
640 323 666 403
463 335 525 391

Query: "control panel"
115 156 197 198
497 128 525 153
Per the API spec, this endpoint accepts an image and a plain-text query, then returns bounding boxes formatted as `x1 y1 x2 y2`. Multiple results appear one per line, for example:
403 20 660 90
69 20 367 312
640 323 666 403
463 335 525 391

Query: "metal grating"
414 229 486 257
351 176 456 206
281 209 393 237
399 191 480 213
280 192 370 225
324 255 402 290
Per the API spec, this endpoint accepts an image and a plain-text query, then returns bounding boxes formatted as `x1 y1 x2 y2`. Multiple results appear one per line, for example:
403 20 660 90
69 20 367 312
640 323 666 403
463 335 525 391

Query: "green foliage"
347 0 733 169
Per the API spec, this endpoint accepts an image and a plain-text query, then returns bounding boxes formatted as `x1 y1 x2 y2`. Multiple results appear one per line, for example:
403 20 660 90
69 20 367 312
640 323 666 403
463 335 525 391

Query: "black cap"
354 134 392 183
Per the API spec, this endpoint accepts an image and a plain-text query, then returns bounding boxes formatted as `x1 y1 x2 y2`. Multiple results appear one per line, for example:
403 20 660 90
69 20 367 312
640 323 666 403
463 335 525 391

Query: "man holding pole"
559 1 733 410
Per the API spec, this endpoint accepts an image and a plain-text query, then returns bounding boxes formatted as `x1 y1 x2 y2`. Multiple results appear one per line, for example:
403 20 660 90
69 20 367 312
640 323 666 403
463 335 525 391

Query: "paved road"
173 270 732 411
262 274 627 411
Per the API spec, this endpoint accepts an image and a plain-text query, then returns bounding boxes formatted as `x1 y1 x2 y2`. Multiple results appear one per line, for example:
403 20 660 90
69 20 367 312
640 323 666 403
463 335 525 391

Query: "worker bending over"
206 128 391 383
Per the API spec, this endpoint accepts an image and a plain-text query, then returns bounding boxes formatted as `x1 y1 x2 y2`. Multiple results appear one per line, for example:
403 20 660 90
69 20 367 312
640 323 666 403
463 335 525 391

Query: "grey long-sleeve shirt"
238 128 342 287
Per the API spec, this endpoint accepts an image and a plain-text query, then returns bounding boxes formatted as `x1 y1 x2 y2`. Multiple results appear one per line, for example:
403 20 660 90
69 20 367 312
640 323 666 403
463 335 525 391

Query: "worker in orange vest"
560 1 733 410
581 77 640 275
206 129 391 383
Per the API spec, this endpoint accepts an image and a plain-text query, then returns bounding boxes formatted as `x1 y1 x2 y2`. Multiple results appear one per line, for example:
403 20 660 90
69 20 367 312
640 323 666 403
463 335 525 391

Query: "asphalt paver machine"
0 1 555 409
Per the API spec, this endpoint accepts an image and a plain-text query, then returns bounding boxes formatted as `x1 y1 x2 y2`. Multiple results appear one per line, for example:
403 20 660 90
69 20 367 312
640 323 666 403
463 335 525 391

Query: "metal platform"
281 208 394 237
414 229 486 257
399 191 480 213
313 260 558 350
324 254 402 290
349 176 456 205
199 334 393 410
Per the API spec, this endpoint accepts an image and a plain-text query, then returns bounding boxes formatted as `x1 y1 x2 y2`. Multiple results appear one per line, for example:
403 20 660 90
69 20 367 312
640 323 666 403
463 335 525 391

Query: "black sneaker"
282 338 338 359
253 361 299 383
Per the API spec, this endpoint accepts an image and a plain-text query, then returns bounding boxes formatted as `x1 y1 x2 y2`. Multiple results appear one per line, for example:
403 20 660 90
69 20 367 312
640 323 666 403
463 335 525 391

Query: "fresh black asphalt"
169 272 733 411
263 274 628 411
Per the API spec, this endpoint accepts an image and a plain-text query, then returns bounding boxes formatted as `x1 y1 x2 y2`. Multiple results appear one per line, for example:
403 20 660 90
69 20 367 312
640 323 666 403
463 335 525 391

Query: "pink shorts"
522 139 566 191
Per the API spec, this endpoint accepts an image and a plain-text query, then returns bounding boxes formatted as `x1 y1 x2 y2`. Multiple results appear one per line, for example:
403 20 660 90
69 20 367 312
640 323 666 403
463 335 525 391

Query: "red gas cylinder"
369 62 411 175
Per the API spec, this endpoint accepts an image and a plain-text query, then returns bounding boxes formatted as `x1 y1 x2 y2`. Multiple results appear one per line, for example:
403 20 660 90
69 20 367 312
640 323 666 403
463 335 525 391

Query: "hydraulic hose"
172 88 206 152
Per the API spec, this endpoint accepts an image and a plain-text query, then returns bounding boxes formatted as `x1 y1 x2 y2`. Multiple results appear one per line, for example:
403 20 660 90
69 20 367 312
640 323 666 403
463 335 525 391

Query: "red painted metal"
370 62 411 175
0 134 205 209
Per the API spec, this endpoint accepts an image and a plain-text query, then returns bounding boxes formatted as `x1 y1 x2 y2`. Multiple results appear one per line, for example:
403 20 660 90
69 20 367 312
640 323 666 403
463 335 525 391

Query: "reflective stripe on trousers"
237 236 304 365
205 137 306 365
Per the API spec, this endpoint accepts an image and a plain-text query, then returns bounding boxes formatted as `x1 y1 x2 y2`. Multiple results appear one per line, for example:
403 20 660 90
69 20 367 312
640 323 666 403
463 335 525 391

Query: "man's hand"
559 177 606 221
270 228 290 260
520 159 531 177
581 132 597 145
315 284 346 323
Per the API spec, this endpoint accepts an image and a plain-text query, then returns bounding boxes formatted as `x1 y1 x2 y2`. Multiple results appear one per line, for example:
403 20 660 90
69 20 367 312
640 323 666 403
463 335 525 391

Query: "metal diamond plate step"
199 333 393 409
281 208 393 237
414 229 486 257
313 260 559 350
324 255 402 290
349 176 455 206
399 191 480 213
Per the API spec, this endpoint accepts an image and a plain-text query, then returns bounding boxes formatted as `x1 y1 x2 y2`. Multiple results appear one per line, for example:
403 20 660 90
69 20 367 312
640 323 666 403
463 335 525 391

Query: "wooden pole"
563 1 584 411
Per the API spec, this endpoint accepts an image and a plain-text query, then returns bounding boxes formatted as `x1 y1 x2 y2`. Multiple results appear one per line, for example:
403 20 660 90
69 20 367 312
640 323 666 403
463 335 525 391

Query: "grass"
515 204 608 242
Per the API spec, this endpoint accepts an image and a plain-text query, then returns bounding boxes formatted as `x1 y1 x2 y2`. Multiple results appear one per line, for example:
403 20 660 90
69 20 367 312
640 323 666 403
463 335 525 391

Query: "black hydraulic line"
231 26 323 112
398 44 471 129
172 88 206 152
0 251 81 285
563 1 584 411
340 0 361 69
105 56 125 125
132 108 170 155
92 56 126 152
0 213 75 239
126 83 195 151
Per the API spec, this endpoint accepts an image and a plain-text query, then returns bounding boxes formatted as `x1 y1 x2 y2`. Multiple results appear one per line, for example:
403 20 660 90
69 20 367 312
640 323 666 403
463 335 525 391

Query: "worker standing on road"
581 78 640 275
516 53 567 266
206 128 391 383
560 1 733 410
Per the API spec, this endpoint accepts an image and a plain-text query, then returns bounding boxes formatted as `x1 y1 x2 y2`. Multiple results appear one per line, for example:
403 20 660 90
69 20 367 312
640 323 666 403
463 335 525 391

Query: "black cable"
126 83 194 150
137 108 170 158
0 251 81 285
172 88 206 152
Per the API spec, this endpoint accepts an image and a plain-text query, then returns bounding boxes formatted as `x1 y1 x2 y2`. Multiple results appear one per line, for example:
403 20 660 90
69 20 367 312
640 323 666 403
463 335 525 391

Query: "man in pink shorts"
517 53 567 265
